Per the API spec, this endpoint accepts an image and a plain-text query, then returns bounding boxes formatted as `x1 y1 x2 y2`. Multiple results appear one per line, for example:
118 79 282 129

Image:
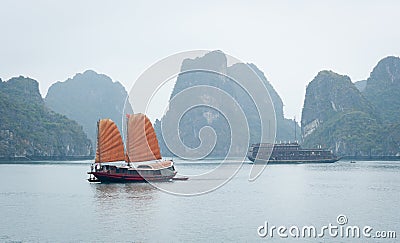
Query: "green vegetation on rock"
363 56 400 124
45 70 133 146
0 76 92 157
301 57 400 156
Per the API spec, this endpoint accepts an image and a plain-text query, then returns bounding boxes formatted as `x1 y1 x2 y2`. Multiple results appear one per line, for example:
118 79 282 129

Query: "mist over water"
0 160 399 242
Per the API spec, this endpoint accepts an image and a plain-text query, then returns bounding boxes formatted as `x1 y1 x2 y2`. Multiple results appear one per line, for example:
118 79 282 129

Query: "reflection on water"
93 183 158 202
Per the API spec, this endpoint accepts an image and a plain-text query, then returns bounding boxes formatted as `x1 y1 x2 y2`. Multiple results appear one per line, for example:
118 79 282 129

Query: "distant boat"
247 142 340 164
88 113 181 182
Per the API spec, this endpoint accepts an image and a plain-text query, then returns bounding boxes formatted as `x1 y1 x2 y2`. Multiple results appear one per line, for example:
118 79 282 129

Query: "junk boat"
247 142 340 164
88 113 182 182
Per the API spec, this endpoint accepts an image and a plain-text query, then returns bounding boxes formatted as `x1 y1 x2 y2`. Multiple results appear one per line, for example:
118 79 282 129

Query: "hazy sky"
1 0 399 120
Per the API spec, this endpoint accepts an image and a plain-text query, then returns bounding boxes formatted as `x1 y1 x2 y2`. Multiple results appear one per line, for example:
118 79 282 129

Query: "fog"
1 0 399 120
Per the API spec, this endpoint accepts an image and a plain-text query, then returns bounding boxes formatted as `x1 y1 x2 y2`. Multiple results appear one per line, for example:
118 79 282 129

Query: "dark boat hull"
248 157 340 164
88 160 178 183
90 171 177 183
248 142 340 164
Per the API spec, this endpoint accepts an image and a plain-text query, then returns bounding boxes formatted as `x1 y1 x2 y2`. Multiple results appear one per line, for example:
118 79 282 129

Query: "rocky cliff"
301 70 374 138
363 56 400 124
0 76 92 157
301 57 400 156
155 51 299 157
45 70 133 145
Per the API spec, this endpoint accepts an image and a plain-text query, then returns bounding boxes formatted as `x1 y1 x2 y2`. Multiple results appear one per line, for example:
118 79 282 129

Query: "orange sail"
95 119 126 163
126 113 162 162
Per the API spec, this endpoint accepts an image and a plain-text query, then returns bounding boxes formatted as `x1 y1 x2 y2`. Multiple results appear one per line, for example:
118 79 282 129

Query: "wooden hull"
89 171 177 183
88 160 178 183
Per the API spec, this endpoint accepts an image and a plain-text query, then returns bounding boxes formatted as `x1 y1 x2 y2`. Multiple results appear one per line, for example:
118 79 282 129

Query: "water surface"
0 160 399 242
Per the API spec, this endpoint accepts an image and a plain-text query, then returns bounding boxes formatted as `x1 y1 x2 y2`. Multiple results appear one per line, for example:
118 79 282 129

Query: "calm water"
0 160 399 242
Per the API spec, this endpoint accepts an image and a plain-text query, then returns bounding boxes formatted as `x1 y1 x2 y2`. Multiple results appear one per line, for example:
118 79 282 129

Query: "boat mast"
97 120 100 163
126 115 130 166
294 116 297 142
